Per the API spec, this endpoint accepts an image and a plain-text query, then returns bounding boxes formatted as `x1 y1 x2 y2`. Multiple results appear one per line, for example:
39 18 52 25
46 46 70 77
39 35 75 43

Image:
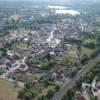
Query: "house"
95 81 100 100
0 68 7 75
42 72 54 82
75 91 85 100
7 53 22 61
16 75 28 82
63 68 75 78
0 58 9 65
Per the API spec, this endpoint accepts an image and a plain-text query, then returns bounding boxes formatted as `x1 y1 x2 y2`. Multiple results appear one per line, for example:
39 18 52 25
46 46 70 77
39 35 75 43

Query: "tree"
38 95 47 100
0 48 7 57
46 53 51 61
46 89 54 99
76 78 83 89
17 83 35 100
18 90 25 100
63 88 75 100
81 54 89 65
96 34 100 49
44 80 50 87
55 85 60 92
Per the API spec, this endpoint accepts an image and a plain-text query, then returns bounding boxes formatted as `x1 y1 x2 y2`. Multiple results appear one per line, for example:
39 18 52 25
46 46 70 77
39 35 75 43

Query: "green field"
81 47 94 57
11 41 28 50
0 32 9 37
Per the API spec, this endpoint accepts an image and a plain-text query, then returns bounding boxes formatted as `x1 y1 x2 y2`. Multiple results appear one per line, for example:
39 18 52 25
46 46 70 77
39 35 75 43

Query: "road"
51 55 100 100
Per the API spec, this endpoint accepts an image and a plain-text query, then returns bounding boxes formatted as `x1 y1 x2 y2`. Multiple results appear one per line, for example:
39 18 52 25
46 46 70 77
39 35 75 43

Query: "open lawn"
0 32 9 37
84 38 96 43
26 59 56 69
81 47 94 57
0 79 19 100
11 41 28 50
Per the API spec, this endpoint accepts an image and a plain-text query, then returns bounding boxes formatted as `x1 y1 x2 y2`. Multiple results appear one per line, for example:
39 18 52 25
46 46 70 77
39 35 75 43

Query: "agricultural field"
0 79 19 100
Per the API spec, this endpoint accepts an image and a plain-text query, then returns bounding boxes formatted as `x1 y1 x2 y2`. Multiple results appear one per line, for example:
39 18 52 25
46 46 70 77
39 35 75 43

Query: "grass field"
0 79 19 100
81 47 94 57
11 41 28 50
84 38 96 43
0 32 9 37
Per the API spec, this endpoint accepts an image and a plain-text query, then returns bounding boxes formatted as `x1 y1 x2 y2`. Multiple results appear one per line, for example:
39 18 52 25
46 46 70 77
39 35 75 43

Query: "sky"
0 0 98 1
0 0 67 1
1 0 100 3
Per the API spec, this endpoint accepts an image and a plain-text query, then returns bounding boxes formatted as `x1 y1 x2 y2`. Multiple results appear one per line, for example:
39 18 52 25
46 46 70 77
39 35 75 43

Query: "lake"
48 6 80 16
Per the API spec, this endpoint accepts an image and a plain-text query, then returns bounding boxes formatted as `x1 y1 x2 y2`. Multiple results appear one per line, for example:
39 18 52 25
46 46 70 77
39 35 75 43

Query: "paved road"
51 55 100 100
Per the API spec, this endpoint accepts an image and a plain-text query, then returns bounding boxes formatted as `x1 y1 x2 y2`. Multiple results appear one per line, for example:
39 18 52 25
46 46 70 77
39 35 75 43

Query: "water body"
48 6 69 9
48 5 80 16
55 9 80 15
